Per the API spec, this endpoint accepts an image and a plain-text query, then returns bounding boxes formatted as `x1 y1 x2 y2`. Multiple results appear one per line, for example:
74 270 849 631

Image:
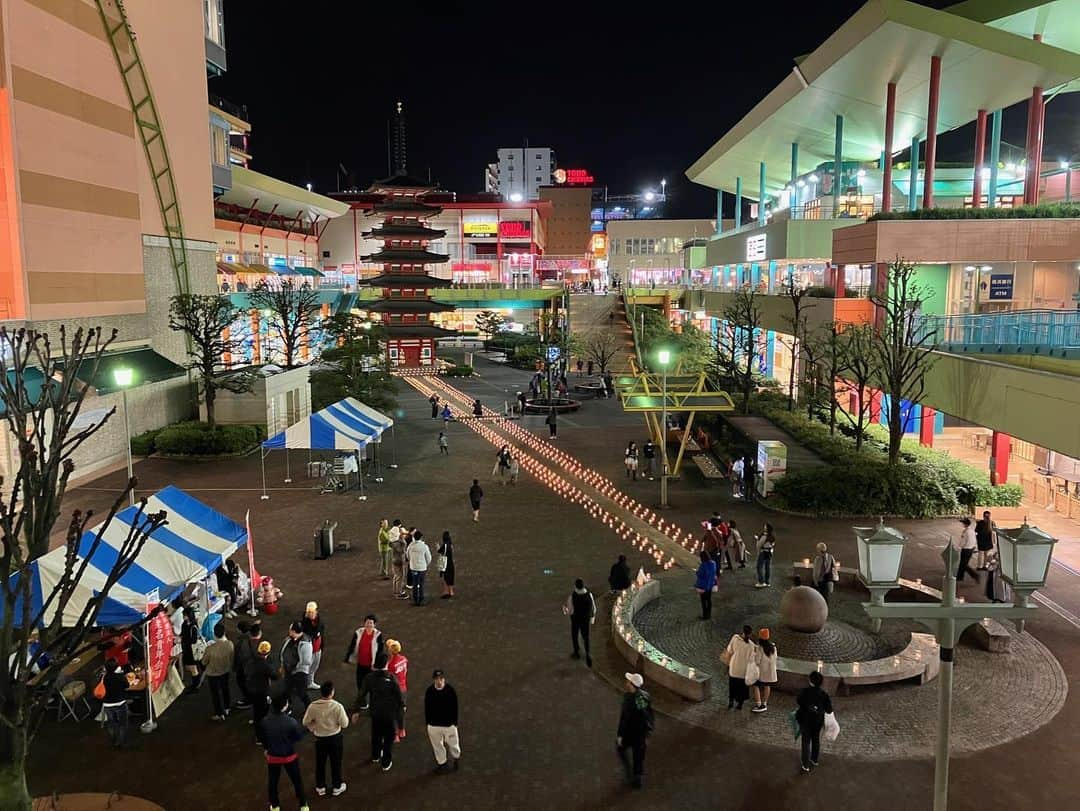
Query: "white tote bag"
823 711 841 742
744 656 761 686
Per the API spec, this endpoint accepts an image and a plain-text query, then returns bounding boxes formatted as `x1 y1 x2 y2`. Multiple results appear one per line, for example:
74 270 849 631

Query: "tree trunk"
0 724 32 811
787 337 797 411
205 386 216 430
889 409 903 465
855 393 865 450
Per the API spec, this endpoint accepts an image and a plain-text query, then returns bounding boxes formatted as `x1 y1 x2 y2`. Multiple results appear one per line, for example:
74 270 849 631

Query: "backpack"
635 691 655 735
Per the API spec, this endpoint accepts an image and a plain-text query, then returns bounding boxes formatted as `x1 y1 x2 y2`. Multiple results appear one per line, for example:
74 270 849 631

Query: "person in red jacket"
343 615 383 702
385 639 409 741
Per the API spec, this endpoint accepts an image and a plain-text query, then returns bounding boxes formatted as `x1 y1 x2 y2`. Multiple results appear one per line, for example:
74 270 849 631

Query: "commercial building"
685 0 1080 492
607 219 720 286
488 146 556 201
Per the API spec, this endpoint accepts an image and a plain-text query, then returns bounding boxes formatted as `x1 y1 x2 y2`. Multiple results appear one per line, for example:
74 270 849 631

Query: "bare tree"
248 278 321 368
870 257 939 465
0 327 168 809
168 294 253 429
780 278 816 411
722 288 763 413
583 331 622 375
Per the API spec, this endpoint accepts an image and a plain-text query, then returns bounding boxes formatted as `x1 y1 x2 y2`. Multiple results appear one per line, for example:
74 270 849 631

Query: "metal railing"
919 309 1080 351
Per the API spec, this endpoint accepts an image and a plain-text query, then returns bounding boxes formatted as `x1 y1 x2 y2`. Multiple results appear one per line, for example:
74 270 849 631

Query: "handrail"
919 309 1080 351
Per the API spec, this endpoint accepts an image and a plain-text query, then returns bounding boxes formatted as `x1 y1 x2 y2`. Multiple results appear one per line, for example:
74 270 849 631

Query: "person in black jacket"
100 664 131 748
353 653 403 772
563 579 597 667
796 671 833 773
616 672 653 789
246 640 278 746
608 555 632 594
233 621 259 710
424 668 461 774
259 693 309 810
469 480 483 522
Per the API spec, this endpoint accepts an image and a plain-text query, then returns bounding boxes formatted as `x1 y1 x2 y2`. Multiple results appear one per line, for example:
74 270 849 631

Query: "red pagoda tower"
361 103 456 368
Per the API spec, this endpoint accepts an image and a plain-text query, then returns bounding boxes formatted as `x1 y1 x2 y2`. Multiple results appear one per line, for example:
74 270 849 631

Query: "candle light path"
404 375 701 570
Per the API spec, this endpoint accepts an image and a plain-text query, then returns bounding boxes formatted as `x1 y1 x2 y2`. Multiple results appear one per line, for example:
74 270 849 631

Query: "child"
509 455 520 485
438 432 449 455
385 639 409 741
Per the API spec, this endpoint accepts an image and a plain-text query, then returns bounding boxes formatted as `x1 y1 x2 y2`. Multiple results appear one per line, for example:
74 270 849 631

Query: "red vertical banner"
147 606 174 691
246 510 260 590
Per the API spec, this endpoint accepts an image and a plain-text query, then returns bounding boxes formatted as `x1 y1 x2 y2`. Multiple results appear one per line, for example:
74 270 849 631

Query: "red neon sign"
563 169 594 185
499 221 531 239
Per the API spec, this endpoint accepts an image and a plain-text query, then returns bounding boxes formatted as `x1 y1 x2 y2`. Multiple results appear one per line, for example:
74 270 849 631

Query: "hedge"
754 401 1022 517
154 421 262 457
443 364 474 377
868 202 1080 222
130 428 162 456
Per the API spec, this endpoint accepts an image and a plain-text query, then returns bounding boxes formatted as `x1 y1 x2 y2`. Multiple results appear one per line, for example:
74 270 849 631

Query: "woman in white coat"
750 628 779 713
724 625 755 710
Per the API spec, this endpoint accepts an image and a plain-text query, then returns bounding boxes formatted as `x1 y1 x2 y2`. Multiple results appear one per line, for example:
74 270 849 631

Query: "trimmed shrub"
868 202 1080 222
154 421 260 456
443 364 474 377
130 428 162 456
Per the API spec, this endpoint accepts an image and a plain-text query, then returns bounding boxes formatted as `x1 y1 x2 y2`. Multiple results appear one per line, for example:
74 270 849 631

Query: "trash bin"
313 520 338 559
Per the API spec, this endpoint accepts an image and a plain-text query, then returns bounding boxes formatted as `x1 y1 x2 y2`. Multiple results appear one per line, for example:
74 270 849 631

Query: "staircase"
569 293 636 373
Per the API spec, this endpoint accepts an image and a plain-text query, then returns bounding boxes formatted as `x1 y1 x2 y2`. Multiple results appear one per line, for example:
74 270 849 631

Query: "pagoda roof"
384 324 458 338
365 298 456 313
362 224 447 239
360 248 450 263
372 199 443 215
362 273 454 288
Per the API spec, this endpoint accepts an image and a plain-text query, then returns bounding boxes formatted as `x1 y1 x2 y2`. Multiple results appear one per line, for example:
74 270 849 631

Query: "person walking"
438 531 456 599
545 407 558 439
469 479 483 522
202 621 234 721
603 371 614 399
724 625 755 710
441 403 452 427
429 394 440 419
344 614 383 699
587 359 595 377
281 621 313 715
495 445 512 483
509 454 520 485
563 578 597 667
425 669 461 774
438 431 449 455
354 653 403 772
975 510 996 570
730 519 747 568
694 550 718 620
301 602 325 689
811 543 838 604
642 439 657 480
246 640 277 747
232 621 258 711
624 441 639 481
731 456 745 498
716 518 735 572
100 662 131 749
608 554 632 594
616 673 653 789
472 399 483 417
385 639 409 740
260 693 310 811
955 517 980 582
754 523 776 588
408 530 433 606
302 681 349 798
576 358 584 377
750 629 778 713
796 671 833 773
377 519 392 578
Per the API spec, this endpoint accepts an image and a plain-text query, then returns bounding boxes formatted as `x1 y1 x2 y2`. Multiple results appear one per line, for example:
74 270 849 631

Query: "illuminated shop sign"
500 221 532 240
554 168 595 185
988 274 1014 300
746 234 767 262
463 222 497 237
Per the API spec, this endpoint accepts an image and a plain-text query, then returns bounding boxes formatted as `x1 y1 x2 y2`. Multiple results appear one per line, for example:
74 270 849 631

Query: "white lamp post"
657 349 671 508
113 367 135 507
856 523 1052 811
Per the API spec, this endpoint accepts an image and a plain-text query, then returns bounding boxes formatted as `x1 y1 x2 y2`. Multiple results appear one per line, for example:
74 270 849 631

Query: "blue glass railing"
918 309 1080 352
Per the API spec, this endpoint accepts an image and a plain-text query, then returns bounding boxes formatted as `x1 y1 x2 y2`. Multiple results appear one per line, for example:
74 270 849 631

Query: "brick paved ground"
24 355 1080 810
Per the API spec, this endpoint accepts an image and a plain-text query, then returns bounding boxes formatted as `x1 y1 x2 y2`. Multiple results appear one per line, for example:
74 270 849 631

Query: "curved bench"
612 579 712 701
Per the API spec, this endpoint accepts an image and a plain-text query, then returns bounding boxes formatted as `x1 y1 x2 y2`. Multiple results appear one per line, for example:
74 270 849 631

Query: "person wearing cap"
353 652 403 772
616 673 653 789
385 639 409 740
247 638 278 745
260 692 310 811
750 628 779 713
281 622 314 715
424 668 461 774
301 601 326 689
344 614 383 700
302 680 350 798
563 578 597 667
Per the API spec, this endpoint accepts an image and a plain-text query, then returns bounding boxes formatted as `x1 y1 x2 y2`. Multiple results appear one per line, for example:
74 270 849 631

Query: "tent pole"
390 424 398 468
357 449 367 501
260 449 270 500
140 616 157 733
284 449 292 484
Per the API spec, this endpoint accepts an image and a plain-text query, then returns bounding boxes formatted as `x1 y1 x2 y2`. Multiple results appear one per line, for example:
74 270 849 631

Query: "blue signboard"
988 274 1014 300
546 346 561 362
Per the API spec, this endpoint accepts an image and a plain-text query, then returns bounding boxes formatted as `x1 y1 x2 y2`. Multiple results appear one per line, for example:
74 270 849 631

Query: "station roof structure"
685 0 1080 199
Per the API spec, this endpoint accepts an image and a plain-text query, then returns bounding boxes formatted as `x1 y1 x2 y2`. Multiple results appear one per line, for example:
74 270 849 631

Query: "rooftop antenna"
392 100 407 175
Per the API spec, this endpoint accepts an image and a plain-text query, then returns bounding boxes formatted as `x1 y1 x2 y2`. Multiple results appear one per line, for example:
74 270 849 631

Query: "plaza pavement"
27 356 1080 810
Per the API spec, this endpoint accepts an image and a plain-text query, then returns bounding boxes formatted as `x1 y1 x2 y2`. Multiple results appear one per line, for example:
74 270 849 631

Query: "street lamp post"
113 367 135 507
856 523 1055 811
657 349 671 508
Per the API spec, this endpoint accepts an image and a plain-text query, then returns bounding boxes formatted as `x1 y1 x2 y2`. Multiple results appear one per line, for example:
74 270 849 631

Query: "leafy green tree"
474 310 506 339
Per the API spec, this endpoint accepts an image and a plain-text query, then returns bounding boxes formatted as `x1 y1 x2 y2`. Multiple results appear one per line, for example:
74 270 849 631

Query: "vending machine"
756 440 788 497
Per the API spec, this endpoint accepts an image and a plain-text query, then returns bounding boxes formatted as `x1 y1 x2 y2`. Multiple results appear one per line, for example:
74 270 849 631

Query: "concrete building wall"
607 219 717 276
538 186 592 255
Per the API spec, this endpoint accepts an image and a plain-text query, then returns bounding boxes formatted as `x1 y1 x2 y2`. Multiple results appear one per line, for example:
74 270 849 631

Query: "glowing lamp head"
113 367 134 388
509 192 524 203
657 349 671 367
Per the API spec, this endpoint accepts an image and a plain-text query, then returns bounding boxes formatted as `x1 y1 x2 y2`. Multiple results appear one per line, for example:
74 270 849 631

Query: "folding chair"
57 679 92 722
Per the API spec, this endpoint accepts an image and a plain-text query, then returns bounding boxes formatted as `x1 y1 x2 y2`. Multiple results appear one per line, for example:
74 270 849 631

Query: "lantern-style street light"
656 349 671 508
113 367 135 507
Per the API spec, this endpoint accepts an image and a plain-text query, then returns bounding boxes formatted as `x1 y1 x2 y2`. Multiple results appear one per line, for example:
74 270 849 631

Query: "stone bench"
964 618 1012 653
612 579 713 701
691 454 726 480
572 383 605 398
774 633 940 695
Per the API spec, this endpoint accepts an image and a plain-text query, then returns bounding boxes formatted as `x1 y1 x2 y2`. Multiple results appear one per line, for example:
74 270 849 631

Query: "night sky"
212 0 1080 218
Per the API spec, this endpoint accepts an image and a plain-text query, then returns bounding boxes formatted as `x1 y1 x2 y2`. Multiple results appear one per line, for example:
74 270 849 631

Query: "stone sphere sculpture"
780 586 829 633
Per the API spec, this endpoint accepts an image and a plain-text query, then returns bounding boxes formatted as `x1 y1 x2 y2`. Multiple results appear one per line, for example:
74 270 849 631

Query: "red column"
922 56 942 210
972 110 987 207
882 82 896 212
1031 91 1045 205
869 389 883 423
990 431 1011 485
919 406 936 446
833 263 846 297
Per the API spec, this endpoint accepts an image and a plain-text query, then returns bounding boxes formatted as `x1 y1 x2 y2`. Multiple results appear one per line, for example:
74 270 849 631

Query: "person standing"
796 671 833 773
754 523 776 588
180 606 201 693
354 653 403 772
715 518 735 572
385 639 409 740
724 625 755 710
731 456 745 498
563 578 596 668
408 530 433 606
232 621 258 711
608 555 632 594
302 681 349 798
750 629 778 713
811 543 837 604
624 441 639 481
344 614 383 699
955 517 980 582
246 640 277 746
975 510 996 570
603 371 614 399
438 531 456 599
576 358 584 377
390 525 408 598
438 431 449 455
509 454 520 485
281 622 313 715
730 519 746 568
202 622 234 721
260 693 310 811
642 439 657 480
425 669 461 774
377 520 392 578
469 479 483 522
546 407 558 439
301 602 325 689
441 403 452 426
100 662 131 748
587 359 595 377
616 673 653 789
429 394 440 419
694 550 718 620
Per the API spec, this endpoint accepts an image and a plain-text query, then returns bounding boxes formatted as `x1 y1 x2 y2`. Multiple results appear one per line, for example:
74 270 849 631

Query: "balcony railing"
919 309 1080 352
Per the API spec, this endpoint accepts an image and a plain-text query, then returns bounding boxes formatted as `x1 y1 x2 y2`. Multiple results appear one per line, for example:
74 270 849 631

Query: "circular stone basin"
780 585 829 633
524 397 581 414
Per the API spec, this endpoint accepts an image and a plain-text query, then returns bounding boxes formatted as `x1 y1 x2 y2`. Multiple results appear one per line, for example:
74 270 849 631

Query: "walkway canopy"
4 486 247 629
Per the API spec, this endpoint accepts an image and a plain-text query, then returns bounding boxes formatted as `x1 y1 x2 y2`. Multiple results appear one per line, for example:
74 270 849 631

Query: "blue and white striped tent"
262 397 392 450
4 486 247 629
